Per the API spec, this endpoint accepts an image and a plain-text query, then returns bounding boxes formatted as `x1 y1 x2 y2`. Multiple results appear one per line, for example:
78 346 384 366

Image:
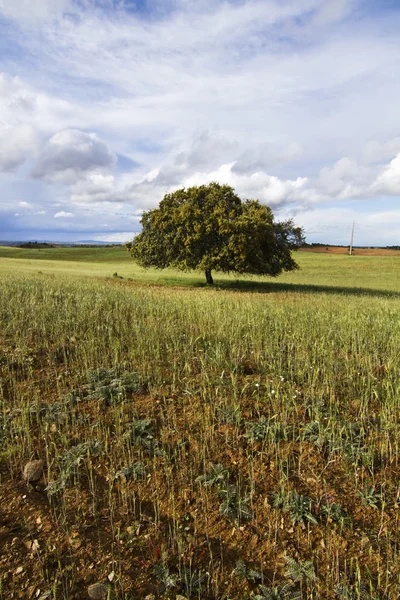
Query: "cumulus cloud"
71 174 116 203
0 73 87 148
182 163 308 206
173 131 239 172
32 130 117 183
372 154 400 196
118 145 400 215
232 142 303 175
0 123 37 171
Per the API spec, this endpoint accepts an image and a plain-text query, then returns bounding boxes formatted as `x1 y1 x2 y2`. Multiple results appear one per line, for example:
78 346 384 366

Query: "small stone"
24 539 40 553
69 536 82 550
15 566 23 575
176 596 188 600
23 460 44 483
87 582 108 599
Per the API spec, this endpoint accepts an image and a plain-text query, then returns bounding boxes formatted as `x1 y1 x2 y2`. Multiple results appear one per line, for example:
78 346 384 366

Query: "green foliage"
245 418 292 443
122 417 164 456
218 483 253 523
197 465 252 523
334 580 375 599
46 440 103 496
60 440 103 473
319 500 348 527
301 420 332 448
233 559 262 582
358 486 385 510
179 567 209 597
196 463 229 486
283 556 316 583
273 490 318 525
124 418 155 447
254 582 301 600
86 368 145 405
113 462 145 481
128 182 304 283
153 562 179 590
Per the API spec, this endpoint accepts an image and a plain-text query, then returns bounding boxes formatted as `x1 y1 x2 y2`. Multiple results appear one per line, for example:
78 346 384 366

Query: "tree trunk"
205 269 214 285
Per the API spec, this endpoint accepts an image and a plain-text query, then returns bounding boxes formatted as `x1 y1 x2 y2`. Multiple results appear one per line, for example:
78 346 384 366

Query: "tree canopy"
127 182 304 284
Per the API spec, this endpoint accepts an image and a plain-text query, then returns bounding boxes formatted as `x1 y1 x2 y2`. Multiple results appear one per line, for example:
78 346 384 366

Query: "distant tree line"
18 242 56 249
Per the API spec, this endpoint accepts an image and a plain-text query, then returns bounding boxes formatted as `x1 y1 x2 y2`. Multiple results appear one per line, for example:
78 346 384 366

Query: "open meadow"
1 247 400 599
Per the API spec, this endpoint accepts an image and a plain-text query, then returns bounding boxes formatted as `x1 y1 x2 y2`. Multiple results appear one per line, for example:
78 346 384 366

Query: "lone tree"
127 182 304 285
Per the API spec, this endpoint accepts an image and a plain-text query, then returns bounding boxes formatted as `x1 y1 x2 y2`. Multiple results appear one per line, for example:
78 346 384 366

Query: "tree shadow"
193 279 400 298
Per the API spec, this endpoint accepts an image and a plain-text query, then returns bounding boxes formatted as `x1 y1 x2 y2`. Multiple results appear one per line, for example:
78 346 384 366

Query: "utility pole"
349 221 355 256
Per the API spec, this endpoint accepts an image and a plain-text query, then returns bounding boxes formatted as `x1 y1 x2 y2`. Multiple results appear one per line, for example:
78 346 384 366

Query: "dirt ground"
299 246 400 256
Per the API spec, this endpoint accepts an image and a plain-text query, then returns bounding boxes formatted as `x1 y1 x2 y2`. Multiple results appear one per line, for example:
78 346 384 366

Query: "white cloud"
361 138 400 164
54 211 74 218
70 174 116 203
311 0 354 27
371 154 400 195
1 1 400 243
32 130 117 183
292 206 400 247
183 163 309 206
121 147 399 214
0 123 37 171
0 0 71 22
0 73 91 140
93 231 135 243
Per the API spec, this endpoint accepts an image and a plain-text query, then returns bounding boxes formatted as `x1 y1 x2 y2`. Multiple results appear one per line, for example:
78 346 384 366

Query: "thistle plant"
218 483 253 523
123 418 163 455
284 556 316 583
196 463 229 487
46 439 103 497
254 582 302 600
233 559 262 582
245 418 291 444
153 561 179 591
334 580 374 600
273 490 318 525
113 462 145 481
358 486 385 510
319 500 348 527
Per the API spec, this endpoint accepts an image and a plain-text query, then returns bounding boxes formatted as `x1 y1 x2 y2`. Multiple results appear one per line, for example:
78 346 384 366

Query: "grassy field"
1 249 400 599
0 245 400 293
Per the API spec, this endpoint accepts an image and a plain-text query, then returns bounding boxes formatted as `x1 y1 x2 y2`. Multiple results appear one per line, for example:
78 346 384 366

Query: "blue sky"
0 0 400 245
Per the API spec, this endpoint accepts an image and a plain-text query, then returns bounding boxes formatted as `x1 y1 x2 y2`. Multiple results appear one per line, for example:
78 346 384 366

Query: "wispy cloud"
54 211 74 218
